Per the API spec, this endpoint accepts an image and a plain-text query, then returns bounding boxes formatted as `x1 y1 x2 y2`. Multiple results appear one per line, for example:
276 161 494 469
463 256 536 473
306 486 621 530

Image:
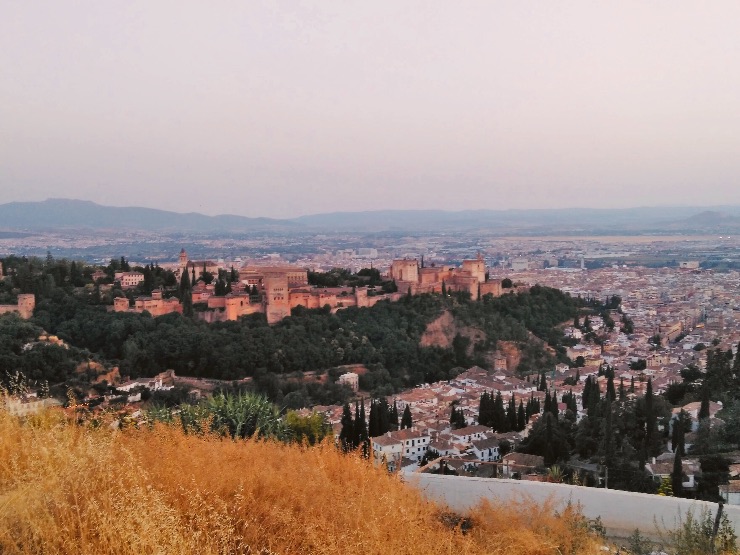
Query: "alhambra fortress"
112 250 503 324
0 293 36 320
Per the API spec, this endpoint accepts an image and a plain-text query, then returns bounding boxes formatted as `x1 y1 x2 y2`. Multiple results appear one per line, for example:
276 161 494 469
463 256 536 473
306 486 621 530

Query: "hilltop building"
388 254 502 298
115 272 145 289
114 251 401 325
178 249 219 280
113 251 501 325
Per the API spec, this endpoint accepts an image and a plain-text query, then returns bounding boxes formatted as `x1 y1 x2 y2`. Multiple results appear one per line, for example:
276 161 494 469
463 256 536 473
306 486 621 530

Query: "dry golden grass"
0 410 599 555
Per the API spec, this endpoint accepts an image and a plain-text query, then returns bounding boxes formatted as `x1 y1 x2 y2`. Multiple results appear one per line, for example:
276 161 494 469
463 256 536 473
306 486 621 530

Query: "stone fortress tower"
17 294 35 319
263 271 291 324
389 259 419 283
0 294 36 319
461 253 486 283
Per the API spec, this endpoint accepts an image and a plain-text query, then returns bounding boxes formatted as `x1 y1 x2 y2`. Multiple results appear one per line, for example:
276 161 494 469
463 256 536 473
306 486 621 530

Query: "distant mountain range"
1 198 740 235
0 199 290 233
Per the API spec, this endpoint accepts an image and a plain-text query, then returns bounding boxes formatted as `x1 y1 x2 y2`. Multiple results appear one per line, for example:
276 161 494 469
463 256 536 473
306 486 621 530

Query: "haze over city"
3 2 740 218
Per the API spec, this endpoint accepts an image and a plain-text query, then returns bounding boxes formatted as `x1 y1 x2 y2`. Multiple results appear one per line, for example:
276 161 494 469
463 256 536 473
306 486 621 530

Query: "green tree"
671 448 684 497
519 412 569 466
698 386 710 420
517 400 526 431
179 269 193 317
339 402 355 451
401 404 412 429
450 407 466 429
606 374 616 402
284 411 330 445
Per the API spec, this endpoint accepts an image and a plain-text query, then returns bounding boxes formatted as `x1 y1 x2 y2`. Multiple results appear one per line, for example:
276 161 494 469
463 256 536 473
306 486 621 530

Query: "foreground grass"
0 410 598 555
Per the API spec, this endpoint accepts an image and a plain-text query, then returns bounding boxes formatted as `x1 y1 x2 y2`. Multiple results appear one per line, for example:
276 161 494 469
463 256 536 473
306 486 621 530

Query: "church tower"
179 249 188 271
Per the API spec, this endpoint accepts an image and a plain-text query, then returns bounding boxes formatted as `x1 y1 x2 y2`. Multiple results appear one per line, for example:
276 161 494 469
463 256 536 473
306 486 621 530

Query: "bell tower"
179 249 188 270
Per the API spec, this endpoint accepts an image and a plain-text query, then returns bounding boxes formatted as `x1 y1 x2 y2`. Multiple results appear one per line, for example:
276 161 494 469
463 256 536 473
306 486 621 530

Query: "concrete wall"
406 473 740 541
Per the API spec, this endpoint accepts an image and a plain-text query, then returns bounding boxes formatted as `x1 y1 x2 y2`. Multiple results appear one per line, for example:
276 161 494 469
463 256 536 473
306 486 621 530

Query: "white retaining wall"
407 474 740 540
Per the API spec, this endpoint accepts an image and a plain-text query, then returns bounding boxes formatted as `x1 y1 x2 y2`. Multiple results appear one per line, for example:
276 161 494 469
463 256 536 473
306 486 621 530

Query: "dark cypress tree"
179 265 190 294
353 402 362 447
671 416 685 498
544 412 557 466
450 407 465 429
671 448 684 497
179 267 193 317
390 400 399 431
517 400 526 431
550 390 559 420
368 400 380 438
582 377 592 409
619 377 625 401
603 399 615 466
672 411 687 454
70 260 84 287
707 347 734 395
538 371 547 392
544 390 551 415
358 400 368 441
441 280 447 297
214 279 225 296
478 392 493 426
645 378 657 457
733 341 740 376
606 374 616 402
493 391 507 432
379 398 390 435
507 395 517 431
575 368 580 382
586 377 600 419
401 405 413 429
339 403 355 451
698 386 710 420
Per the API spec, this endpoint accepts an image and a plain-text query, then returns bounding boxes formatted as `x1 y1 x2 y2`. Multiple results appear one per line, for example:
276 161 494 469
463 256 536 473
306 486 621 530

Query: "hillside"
0 410 599 555
0 255 581 405
0 199 290 232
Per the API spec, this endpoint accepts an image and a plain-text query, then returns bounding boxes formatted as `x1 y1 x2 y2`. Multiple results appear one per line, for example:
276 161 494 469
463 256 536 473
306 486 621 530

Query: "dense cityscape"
3 223 740 509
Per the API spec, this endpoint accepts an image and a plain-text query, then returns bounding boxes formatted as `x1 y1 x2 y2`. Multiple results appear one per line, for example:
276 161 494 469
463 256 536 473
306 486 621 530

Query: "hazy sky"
2 2 740 218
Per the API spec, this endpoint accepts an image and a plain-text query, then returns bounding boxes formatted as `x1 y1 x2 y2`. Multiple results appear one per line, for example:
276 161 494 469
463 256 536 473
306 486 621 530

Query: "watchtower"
17 294 35 319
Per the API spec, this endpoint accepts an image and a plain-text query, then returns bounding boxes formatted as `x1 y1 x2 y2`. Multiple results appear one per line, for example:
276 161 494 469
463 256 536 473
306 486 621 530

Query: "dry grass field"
0 409 599 555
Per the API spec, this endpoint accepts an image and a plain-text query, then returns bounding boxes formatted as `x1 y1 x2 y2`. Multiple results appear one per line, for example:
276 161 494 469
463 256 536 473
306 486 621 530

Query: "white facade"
116 272 145 288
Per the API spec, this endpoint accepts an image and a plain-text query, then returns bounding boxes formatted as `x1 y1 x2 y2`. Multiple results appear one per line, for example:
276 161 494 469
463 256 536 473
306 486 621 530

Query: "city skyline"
3 2 740 218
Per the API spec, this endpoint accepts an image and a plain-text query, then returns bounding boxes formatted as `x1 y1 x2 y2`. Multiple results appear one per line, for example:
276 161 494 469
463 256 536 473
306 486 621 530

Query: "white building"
388 427 431 462
471 437 501 462
337 372 359 392
115 272 145 289
370 434 403 471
